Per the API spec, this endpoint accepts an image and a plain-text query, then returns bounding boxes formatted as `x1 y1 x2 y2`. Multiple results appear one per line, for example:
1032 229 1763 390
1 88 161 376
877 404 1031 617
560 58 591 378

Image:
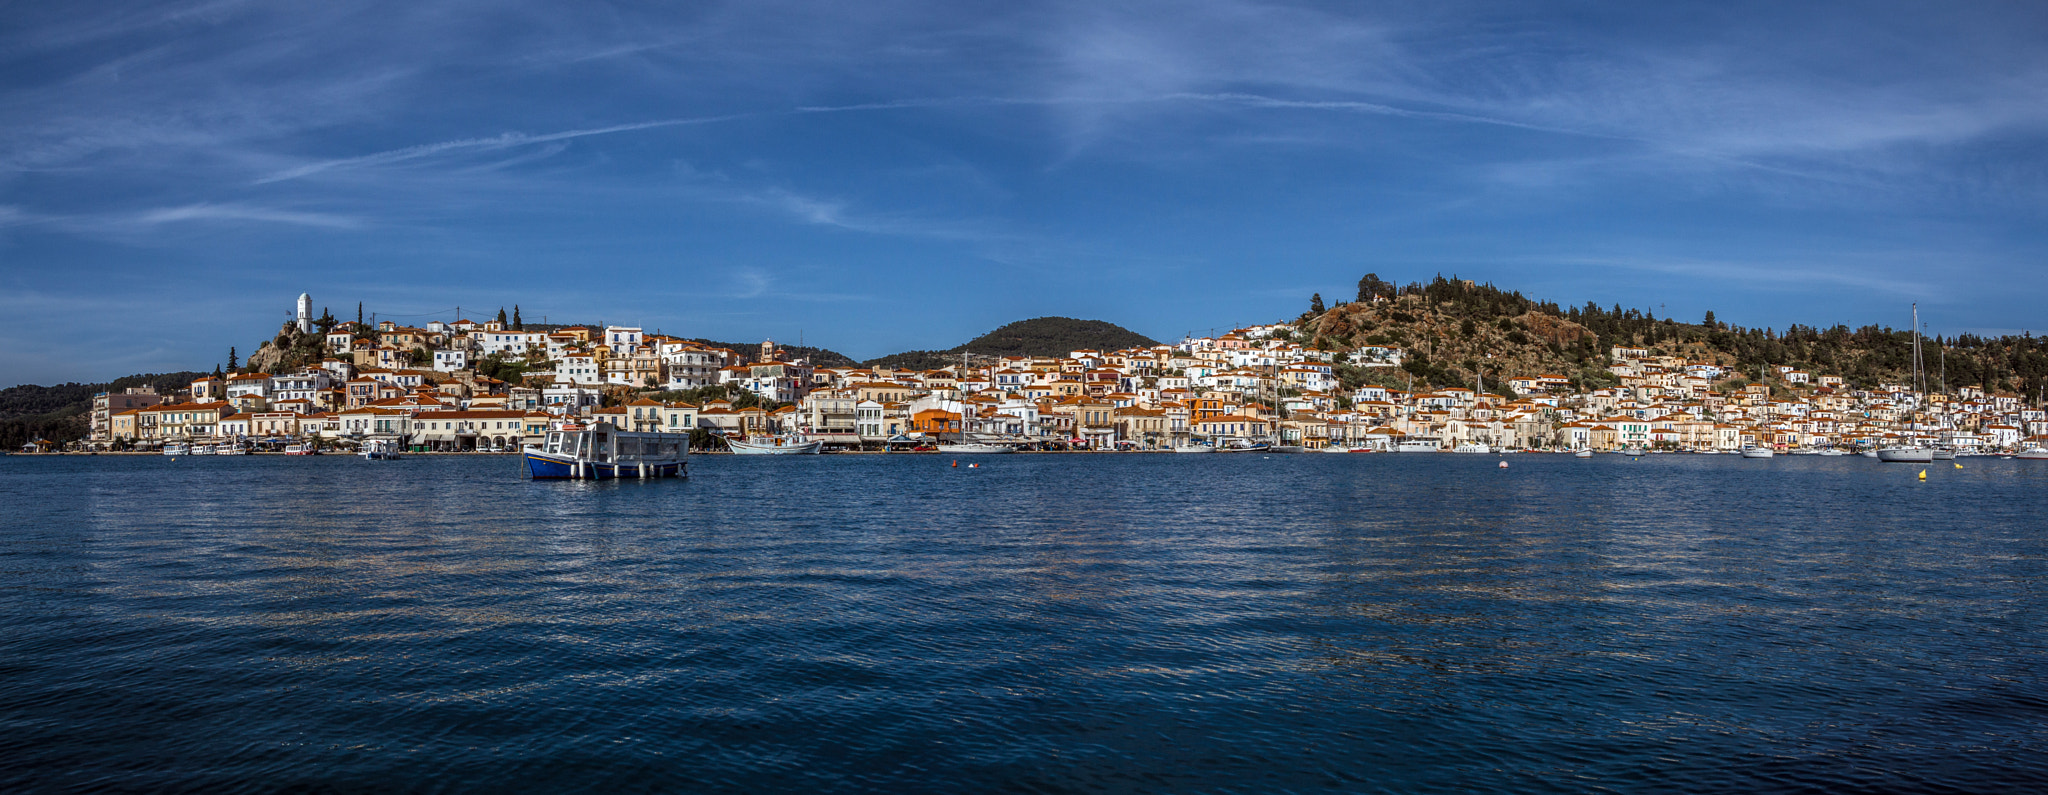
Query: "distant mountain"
863 317 1160 370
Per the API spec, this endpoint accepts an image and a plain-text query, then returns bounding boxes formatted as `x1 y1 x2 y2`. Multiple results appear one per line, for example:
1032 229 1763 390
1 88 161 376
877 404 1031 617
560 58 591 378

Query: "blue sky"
3 1 2045 386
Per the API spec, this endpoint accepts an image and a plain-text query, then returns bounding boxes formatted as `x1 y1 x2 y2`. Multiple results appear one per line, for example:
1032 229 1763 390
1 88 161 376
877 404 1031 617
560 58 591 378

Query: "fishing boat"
525 422 687 479
726 434 823 455
359 439 403 460
161 442 190 456
937 442 1016 454
1740 446 1775 459
283 444 318 456
1218 440 1271 453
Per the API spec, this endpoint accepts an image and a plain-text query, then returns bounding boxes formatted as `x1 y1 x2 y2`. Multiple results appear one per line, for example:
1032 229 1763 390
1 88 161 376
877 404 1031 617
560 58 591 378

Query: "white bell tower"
296 293 313 334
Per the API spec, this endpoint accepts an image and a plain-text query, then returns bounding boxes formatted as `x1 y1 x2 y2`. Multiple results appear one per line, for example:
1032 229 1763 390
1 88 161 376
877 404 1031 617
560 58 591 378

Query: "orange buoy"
951 460 958 468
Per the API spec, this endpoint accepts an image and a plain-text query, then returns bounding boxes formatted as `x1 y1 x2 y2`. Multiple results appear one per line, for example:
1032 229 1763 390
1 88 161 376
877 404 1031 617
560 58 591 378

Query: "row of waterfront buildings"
83 301 2048 453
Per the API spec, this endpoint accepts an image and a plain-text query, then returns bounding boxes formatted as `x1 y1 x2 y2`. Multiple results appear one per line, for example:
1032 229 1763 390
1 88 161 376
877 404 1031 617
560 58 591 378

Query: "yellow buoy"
1918 470 1927 480
1954 463 1963 469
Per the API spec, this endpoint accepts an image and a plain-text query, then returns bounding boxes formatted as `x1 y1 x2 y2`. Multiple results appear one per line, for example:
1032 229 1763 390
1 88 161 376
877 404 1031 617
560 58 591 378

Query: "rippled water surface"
4 452 2048 793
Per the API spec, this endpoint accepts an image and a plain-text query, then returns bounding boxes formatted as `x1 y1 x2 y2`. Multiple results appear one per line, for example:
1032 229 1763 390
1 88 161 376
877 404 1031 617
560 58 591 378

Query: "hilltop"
1293 274 2048 399
864 317 1160 371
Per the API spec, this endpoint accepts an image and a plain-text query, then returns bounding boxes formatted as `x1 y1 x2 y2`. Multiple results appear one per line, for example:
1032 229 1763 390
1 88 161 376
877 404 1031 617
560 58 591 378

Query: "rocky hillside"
1296 274 2048 400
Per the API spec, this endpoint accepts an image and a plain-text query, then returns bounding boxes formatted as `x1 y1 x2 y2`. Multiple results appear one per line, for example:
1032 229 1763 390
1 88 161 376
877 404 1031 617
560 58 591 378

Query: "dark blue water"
4 452 2047 793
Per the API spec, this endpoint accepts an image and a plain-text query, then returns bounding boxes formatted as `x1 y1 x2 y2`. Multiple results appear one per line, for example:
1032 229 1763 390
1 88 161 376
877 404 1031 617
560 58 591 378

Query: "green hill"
864 317 1160 370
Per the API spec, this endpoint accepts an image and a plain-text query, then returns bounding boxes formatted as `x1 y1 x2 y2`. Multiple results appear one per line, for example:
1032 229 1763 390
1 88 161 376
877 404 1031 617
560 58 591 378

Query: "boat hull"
2017 449 2048 460
1173 445 1215 454
525 451 687 479
937 444 1015 454
1740 449 1775 459
726 438 823 455
1875 447 1935 463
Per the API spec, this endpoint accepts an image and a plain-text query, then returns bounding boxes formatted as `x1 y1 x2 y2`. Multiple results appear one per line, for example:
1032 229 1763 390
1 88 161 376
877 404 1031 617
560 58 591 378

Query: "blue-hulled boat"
524 421 689 480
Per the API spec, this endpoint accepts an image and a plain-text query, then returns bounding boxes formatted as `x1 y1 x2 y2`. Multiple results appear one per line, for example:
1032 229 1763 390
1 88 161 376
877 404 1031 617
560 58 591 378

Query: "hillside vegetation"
1301 274 2048 400
865 317 1159 370
0 372 207 449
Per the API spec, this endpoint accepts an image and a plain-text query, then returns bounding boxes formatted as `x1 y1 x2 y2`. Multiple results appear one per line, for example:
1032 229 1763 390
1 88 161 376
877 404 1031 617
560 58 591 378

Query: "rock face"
1306 293 1602 393
246 323 325 374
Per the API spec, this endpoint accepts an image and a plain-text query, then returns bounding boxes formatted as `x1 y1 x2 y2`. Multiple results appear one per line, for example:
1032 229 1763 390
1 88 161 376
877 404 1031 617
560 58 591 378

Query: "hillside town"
64 293 2048 455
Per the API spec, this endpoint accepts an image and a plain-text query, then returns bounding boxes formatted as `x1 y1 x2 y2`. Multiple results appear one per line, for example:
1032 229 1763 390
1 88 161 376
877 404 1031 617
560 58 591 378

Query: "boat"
1173 443 1216 453
936 442 1016 454
216 442 250 455
1860 449 1880 459
359 439 403 460
1817 448 1849 457
525 422 688 479
1931 448 1956 461
1620 445 1647 456
1875 447 1935 463
1573 449 1593 458
1268 445 1308 454
283 444 318 456
1395 438 1441 453
2017 447 2048 460
726 434 823 455
1218 441 1271 453
161 442 190 456
1452 443 1491 454
1740 447 1775 459
190 444 216 455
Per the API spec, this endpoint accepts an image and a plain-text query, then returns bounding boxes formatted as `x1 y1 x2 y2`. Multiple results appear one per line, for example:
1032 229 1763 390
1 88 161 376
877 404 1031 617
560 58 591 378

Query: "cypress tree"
227 346 238 371
513 305 523 331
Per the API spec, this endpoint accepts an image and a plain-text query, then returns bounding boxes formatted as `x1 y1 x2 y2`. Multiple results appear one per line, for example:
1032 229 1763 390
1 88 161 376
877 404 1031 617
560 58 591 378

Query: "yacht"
1452 443 1491 454
1740 447 1775 459
1573 449 1593 458
2016 447 2048 460
283 444 317 456
1876 446 1935 463
937 442 1016 454
359 439 403 461
525 422 687 479
1395 438 1441 453
161 442 190 456
1174 443 1216 453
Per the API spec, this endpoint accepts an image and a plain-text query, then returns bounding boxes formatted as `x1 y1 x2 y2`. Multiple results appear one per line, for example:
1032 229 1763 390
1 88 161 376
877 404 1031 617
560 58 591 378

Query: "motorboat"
1740 447 1775 459
359 439 403 461
525 422 687 479
161 442 190 456
1395 438 1441 453
1931 448 1956 461
216 442 250 455
1620 445 1647 456
1817 448 1849 456
1573 449 1593 458
726 434 823 455
1452 443 1491 454
1875 447 1935 463
283 444 318 456
2016 447 2048 460
1173 443 1216 453
190 444 216 455
937 443 1016 454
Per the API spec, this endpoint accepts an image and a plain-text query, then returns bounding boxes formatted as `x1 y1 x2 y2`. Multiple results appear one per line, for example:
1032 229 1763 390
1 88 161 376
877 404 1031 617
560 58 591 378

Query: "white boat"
2017 447 2048 460
1740 447 1775 459
1860 449 1880 459
725 434 823 455
283 444 317 456
359 439 403 460
161 442 190 456
1817 449 1849 457
1395 438 1441 453
1620 445 1647 456
190 444 216 455
937 443 1016 454
1573 449 1593 458
1931 448 1956 461
1268 445 1308 454
216 442 250 455
525 422 688 479
1875 447 1934 463
1452 443 1491 454
1174 444 1217 453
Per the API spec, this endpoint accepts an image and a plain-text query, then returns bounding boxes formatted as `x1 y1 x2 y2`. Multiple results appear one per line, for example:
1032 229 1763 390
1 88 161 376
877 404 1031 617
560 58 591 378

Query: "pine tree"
1310 293 1326 314
227 346 238 372
513 305 522 331
1703 310 1717 330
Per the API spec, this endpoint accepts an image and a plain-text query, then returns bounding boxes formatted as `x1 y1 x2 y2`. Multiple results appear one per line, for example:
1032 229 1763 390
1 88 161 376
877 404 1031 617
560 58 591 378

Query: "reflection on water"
4 453 2048 792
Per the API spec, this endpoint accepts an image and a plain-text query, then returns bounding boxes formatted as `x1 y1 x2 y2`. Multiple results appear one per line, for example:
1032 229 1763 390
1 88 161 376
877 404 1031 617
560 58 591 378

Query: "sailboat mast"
1911 303 1924 397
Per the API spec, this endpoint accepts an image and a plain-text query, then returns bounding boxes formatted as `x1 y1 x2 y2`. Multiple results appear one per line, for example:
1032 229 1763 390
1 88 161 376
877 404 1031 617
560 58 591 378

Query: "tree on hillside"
496 307 508 326
227 347 238 372
1357 273 1396 303
357 302 364 325
513 305 523 330
1310 293 1326 314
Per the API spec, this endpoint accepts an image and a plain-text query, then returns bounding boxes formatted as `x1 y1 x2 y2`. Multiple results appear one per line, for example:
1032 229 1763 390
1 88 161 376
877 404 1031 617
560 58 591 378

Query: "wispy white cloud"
133 202 361 228
253 115 752 184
